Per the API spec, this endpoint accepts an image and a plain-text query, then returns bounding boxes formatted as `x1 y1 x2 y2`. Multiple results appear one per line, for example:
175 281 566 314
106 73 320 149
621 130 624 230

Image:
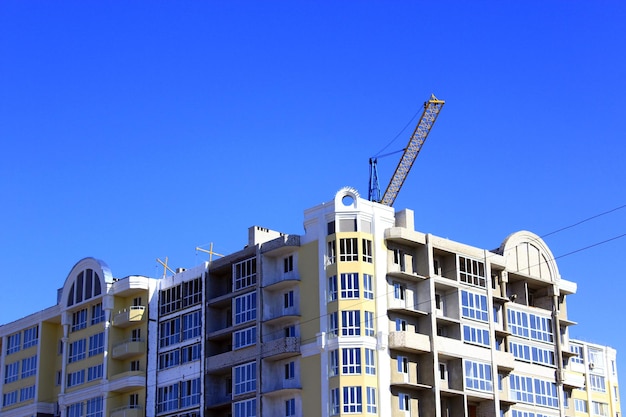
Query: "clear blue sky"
1 0 625 388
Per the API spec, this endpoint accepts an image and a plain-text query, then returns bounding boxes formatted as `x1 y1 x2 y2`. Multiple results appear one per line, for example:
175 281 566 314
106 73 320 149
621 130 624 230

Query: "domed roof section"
60 257 113 308
497 231 559 283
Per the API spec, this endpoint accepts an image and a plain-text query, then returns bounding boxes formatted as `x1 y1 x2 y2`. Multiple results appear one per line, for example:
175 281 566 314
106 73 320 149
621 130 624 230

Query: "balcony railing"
388 331 431 353
113 306 146 328
110 406 144 417
261 337 300 360
112 338 146 359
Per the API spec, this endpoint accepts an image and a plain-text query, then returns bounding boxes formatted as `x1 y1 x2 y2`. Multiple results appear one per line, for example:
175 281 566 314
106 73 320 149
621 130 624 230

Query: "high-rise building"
0 187 621 417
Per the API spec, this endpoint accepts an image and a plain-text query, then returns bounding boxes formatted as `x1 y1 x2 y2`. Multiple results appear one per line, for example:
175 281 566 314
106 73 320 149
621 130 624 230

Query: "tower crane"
368 94 445 206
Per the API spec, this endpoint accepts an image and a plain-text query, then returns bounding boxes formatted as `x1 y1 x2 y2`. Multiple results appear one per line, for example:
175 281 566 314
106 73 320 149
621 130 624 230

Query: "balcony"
110 406 144 417
494 350 516 373
262 337 300 360
109 371 145 392
113 306 146 328
206 346 259 372
388 331 431 353
558 370 585 389
112 339 146 360
263 378 302 396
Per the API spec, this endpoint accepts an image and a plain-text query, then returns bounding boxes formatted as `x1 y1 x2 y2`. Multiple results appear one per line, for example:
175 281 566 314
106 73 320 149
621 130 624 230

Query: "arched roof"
60 257 113 308
497 231 560 283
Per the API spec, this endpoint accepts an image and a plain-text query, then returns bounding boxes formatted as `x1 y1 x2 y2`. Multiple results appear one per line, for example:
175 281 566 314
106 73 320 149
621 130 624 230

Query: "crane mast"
373 94 445 206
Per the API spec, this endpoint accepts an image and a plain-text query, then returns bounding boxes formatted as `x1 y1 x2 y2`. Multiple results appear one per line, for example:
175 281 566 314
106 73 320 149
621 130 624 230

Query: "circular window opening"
342 195 355 206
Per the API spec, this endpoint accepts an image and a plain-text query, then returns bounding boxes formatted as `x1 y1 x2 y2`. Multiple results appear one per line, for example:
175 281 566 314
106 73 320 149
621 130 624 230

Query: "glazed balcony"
112 306 146 328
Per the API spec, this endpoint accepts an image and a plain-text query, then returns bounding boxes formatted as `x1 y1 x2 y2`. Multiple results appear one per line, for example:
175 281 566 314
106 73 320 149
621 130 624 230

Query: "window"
181 378 201 408
461 290 488 322
575 399 588 413
393 248 406 271
284 255 294 273
159 317 181 348
72 309 88 332
529 314 553 343
339 238 358 262
342 348 361 374
129 394 139 409
534 379 558 408
234 398 256 417
3 391 17 407
131 328 141 341
328 275 337 301
234 258 257 291
284 361 295 379
395 318 407 332
182 310 201 340
507 309 530 338
182 277 202 307
23 326 39 348
327 241 336 264
341 310 361 336
588 348 605 370
285 398 296 417
393 282 406 301
86 397 103 417
464 360 493 392
362 239 373 262
6 333 20 355
157 383 179 413
463 325 490 347
131 360 140 371
399 393 410 411
21 355 37 378
20 385 35 402
509 341 531 362
510 374 534 404
364 311 375 336
365 348 376 375
91 303 104 325
234 362 256 395
88 332 104 356
459 256 486 287
68 339 86 363
160 285 182 315
366 387 377 413
531 345 555 366
67 402 83 417
363 274 374 299
284 325 296 338
343 386 362 413
330 388 340 415
67 369 85 387
87 364 103 381
341 273 360 299
592 401 609 417
328 312 338 336
181 343 201 363
235 292 257 325
590 374 607 392
329 349 339 376
439 362 447 380
5 362 19 383
234 327 257 349
397 355 409 374
284 290 294 309
159 349 180 369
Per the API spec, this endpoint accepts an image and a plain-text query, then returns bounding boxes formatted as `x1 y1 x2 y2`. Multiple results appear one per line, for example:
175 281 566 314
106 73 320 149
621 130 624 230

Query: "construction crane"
368 94 445 206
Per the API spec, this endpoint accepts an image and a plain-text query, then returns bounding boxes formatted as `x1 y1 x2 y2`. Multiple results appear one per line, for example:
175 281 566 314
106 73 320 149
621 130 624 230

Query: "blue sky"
1 0 625 389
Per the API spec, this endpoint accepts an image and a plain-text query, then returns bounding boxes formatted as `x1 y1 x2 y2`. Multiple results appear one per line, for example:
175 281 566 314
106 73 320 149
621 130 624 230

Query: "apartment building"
0 257 156 417
0 187 622 417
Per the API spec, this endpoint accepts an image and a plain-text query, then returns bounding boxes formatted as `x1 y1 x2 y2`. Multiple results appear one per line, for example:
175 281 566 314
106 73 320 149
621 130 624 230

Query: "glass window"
182 277 202 308
363 274 374 299
285 398 296 417
6 333 21 355
575 399 588 412
157 383 179 413
534 378 559 408
20 385 35 402
158 349 180 370
235 292 257 325
21 355 37 378
181 378 201 408
328 275 337 301
234 398 256 417
86 397 103 417
88 332 104 356
72 309 88 332
4 362 19 383
366 387 377 414
87 364 103 381
330 388 340 415
365 348 376 375
160 285 182 315
159 317 181 348
284 361 295 379
284 255 294 273
67 370 85 387
461 290 488 322
91 304 104 325
327 241 336 264
341 310 361 336
3 391 17 407
399 393 410 411
234 327 257 350
67 402 83 417
23 326 39 348
234 362 256 395
182 310 202 340
342 348 361 374
328 312 338 336
459 256 486 287
362 239 373 263
339 238 358 262
341 273 360 299
463 325 490 347
343 386 362 413
590 374 607 392
464 360 493 392
364 311 375 336
181 344 201 364
284 290 294 309
68 339 86 363
329 349 339 376
234 258 257 291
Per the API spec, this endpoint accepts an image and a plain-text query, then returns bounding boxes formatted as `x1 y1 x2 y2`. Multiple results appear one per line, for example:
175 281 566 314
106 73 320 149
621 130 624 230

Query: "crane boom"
379 94 445 206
